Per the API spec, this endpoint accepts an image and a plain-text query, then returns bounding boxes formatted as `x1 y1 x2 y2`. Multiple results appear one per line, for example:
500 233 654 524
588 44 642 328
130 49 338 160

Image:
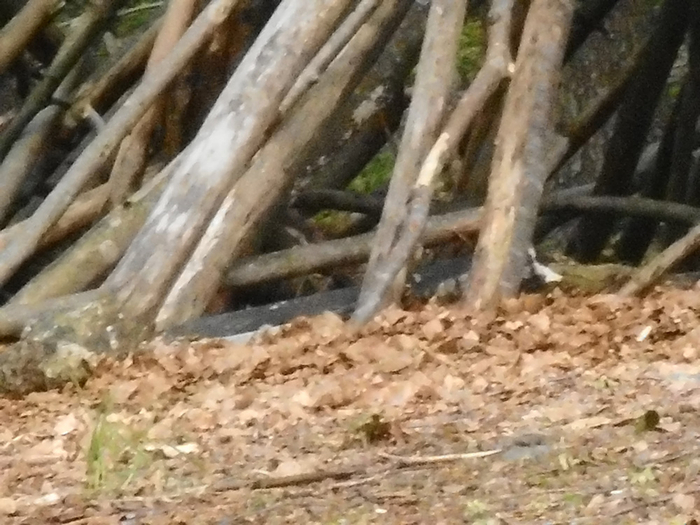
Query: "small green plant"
463 498 490 520
312 209 354 236
630 466 657 486
563 492 585 506
457 19 487 83
114 1 161 37
348 149 396 194
85 410 154 494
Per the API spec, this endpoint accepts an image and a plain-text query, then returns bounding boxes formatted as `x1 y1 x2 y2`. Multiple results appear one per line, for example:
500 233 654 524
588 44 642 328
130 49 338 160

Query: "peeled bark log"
107 0 197 207
224 207 480 289
10 164 170 305
280 0 380 114
463 0 574 310
353 0 513 323
104 0 353 332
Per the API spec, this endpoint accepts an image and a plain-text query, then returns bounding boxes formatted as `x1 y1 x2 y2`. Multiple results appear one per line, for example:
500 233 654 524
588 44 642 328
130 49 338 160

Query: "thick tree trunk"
463 0 574 310
103 0 352 326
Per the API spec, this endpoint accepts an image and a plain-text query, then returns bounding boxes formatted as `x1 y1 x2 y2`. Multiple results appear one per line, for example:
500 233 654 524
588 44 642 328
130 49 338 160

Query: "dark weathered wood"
544 194 700 226
620 222 700 297
302 4 427 191
353 0 515 325
170 256 472 339
568 0 691 262
292 189 384 217
614 85 684 263
464 0 574 310
564 0 620 61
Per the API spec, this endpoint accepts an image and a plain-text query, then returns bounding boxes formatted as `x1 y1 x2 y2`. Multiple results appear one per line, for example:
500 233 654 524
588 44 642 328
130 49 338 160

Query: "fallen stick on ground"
378 449 502 467
212 448 502 493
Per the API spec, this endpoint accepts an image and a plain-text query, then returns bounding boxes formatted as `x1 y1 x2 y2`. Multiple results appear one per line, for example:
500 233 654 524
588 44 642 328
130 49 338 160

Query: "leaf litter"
1 286 700 523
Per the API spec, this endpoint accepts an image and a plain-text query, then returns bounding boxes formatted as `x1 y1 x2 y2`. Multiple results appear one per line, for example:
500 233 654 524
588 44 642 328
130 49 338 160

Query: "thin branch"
353 0 514 323
353 0 470 323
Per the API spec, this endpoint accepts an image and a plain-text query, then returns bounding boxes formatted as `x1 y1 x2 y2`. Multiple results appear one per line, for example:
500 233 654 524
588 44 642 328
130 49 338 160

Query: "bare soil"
2 285 700 524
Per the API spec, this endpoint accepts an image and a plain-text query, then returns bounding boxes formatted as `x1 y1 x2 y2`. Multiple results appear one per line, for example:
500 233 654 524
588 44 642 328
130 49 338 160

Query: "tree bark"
463 0 574 310
105 0 354 330
354 0 467 321
0 0 241 289
0 0 60 77
155 0 411 330
10 164 170 305
353 0 514 323
106 0 197 208
567 0 691 262
224 206 480 289
620 222 700 297
302 4 427 191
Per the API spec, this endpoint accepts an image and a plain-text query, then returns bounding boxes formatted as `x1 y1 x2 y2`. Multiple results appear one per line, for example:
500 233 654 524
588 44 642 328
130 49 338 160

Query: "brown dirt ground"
2 286 700 524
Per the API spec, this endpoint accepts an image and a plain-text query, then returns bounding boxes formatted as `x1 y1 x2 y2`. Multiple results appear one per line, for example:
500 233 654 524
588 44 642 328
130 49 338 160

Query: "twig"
212 467 362 492
378 449 502 466
212 447 503 494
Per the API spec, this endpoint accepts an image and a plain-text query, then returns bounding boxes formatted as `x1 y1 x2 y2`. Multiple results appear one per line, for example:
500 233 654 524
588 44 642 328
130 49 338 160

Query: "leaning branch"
0 0 241 288
620 223 700 296
353 0 469 323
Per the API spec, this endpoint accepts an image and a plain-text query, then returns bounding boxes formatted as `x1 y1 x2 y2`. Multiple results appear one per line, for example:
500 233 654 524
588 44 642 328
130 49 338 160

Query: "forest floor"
1 285 700 524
